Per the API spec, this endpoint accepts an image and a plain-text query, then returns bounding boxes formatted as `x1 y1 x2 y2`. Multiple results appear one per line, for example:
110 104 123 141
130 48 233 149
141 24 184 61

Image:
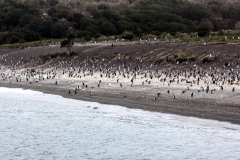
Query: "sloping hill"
187 0 240 6
1 0 240 46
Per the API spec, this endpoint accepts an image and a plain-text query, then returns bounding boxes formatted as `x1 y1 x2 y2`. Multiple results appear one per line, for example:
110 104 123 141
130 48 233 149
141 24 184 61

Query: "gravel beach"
1 42 240 124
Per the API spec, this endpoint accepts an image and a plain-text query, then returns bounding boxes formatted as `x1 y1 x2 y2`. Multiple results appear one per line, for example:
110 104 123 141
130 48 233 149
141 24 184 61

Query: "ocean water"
0 87 240 160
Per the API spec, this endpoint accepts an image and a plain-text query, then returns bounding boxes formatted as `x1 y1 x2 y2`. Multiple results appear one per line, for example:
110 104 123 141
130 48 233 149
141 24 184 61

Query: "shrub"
39 54 50 62
154 59 164 65
122 33 134 40
189 57 196 61
168 59 175 64
50 52 59 58
78 31 91 38
225 62 230 66
9 35 20 44
202 57 212 63
59 52 69 57
69 52 78 57
176 57 188 63
39 52 59 62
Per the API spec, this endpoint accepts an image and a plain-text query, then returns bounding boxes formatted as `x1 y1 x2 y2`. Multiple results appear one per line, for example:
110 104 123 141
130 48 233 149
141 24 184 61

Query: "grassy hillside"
187 0 240 6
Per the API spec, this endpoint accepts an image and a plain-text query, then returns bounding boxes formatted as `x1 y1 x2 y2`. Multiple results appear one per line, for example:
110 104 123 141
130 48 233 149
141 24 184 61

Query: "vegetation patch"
39 51 78 62
154 59 164 65
174 55 179 58
176 57 188 63
189 57 196 61
225 62 230 66
68 52 78 57
58 52 68 57
167 59 175 64
39 53 58 62
0 0 240 46
201 57 212 64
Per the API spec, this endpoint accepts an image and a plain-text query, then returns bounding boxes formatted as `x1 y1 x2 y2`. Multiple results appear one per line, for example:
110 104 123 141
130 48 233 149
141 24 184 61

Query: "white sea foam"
0 87 240 160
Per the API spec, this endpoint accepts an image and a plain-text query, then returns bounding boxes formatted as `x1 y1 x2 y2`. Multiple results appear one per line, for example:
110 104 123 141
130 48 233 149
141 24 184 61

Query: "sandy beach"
1 42 240 124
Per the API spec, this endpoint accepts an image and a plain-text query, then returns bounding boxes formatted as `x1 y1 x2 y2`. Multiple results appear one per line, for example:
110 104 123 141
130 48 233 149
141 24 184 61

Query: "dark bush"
202 57 212 64
39 52 60 62
39 54 50 62
67 33 76 40
77 31 93 38
69 52 78 57
59 52 69 57
122 33 134 40
60 39 71 48
189 57 196 61
50 52 59 58
225 62 230 66
168 59 175 64
176 57 188 63
154 59 164 65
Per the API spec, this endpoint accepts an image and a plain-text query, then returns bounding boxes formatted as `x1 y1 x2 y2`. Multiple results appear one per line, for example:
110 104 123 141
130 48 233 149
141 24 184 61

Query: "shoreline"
1 43 240 125
1 80 240 125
